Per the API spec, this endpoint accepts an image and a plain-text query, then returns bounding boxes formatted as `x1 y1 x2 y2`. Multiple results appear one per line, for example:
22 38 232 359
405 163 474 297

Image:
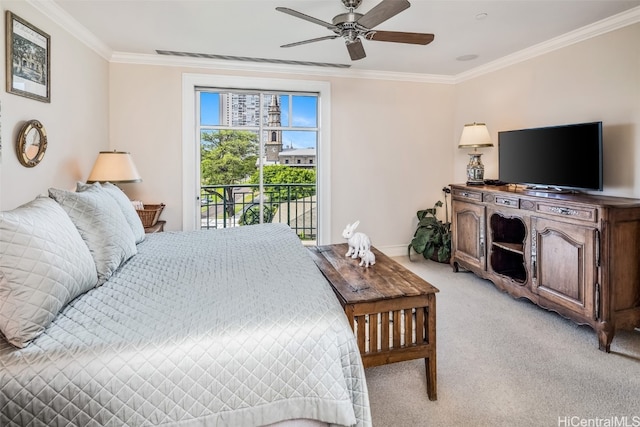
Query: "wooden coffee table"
308 243 439 400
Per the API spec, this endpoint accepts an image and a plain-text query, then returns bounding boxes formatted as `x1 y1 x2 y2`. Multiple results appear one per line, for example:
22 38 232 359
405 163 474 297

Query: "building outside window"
197 90 319 241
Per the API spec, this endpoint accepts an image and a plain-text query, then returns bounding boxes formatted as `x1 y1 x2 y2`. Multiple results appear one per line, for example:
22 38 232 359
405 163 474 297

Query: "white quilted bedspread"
0 224 371 427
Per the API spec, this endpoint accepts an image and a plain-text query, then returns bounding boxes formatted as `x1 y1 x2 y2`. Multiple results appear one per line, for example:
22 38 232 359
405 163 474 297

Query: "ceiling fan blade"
365 31 434 45
357 0 410 29
346 39 366 60
281 35 339 48
276 7 338 30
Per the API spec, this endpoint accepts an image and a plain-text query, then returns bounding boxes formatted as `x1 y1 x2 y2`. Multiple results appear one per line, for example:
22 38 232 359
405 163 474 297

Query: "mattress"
0 223 371 426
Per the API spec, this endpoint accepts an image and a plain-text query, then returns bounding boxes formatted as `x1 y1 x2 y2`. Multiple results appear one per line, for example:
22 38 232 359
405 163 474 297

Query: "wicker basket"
136 204 165 227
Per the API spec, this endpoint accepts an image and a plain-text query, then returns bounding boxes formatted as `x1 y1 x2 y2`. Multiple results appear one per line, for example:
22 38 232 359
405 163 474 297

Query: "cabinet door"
452 200 486 270
531 217 597 318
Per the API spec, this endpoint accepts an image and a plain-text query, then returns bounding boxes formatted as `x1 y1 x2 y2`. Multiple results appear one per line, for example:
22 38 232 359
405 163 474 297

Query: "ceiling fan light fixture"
276 0 433 61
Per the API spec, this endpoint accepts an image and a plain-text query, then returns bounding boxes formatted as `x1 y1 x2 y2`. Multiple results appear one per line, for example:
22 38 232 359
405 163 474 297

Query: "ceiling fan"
276 0 434 61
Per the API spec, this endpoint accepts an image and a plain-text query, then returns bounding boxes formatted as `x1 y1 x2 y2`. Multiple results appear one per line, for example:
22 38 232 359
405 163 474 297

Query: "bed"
0 184 371 427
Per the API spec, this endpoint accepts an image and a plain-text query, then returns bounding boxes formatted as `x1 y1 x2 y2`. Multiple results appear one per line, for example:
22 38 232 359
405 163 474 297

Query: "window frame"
182 74 331 244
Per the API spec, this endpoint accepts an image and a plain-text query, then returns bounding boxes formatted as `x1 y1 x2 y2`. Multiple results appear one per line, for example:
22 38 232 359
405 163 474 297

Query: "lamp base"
466 153 485 185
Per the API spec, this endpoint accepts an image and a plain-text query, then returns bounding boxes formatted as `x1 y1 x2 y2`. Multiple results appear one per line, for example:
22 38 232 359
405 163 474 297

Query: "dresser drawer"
452 188 483 202
536 202 598 222
494 196 519 209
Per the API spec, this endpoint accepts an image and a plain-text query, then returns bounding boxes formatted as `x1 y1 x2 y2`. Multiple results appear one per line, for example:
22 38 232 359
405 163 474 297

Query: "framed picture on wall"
5 11 50 103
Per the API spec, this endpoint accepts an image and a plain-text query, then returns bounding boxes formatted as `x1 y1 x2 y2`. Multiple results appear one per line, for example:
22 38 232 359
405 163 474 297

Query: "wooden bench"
308 243 439 400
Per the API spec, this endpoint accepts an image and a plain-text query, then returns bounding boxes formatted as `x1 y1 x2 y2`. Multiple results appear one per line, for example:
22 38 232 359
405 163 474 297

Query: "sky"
200 92 318 150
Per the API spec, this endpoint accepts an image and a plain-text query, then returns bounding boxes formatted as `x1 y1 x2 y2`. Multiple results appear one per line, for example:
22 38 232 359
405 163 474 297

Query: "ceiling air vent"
155 50 351 68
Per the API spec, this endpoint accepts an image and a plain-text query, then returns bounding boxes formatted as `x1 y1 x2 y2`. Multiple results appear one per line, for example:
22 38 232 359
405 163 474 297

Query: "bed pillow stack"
0 196 98 348
0 183 142 348
77 182 146 244
49 184 138 286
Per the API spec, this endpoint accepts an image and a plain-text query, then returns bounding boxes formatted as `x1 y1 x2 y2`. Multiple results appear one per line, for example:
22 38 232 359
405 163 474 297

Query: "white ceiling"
41 0 640 77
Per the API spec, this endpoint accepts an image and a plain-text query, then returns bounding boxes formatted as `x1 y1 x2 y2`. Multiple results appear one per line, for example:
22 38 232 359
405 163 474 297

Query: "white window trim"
181 73 331 244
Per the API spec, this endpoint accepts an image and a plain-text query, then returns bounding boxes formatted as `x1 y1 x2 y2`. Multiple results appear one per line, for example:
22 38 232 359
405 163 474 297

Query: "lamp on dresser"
458 122 493 185
87 150 142 184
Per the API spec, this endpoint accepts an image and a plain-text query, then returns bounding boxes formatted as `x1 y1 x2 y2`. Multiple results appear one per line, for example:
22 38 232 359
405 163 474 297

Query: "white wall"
454 23 640 198
0 1 109 210
328 77 454 248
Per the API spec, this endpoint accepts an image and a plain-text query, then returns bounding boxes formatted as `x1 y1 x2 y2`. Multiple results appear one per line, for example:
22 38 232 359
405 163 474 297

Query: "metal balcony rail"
200 183 316 240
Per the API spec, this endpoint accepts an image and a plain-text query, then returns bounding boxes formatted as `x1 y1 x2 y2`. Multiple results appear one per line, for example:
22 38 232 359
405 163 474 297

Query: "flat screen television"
498 121 603 191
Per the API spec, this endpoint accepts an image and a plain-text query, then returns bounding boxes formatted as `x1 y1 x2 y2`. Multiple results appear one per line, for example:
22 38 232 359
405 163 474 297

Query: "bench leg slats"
352 307 432 352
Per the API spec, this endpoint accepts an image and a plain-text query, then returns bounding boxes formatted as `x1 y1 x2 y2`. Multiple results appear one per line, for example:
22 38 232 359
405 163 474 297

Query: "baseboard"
376 244 410 258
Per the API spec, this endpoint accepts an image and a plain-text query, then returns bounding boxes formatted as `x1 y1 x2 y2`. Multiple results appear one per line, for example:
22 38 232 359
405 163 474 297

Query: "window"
197 89 319 241
182 74 331 244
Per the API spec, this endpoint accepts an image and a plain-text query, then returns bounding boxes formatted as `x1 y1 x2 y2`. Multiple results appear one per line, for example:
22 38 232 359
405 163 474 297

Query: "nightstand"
144 220 165 234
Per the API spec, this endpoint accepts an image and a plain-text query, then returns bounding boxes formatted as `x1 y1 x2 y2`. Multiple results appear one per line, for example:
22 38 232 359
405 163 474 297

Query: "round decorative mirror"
16 120 47 167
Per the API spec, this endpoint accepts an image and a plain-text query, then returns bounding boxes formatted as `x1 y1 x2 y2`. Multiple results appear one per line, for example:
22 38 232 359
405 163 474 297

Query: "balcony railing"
200 184 316 241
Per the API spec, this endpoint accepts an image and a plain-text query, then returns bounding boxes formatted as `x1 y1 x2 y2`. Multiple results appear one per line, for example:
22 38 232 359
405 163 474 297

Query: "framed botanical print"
5 11 50 103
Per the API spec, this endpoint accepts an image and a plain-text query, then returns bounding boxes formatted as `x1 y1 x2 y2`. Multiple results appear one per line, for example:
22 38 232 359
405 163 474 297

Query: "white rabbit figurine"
359 248 376 268
342 220 371 259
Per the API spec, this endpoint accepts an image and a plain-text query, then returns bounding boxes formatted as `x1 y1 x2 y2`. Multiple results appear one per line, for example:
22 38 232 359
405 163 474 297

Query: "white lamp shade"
87 151 142 183
458 123 493 148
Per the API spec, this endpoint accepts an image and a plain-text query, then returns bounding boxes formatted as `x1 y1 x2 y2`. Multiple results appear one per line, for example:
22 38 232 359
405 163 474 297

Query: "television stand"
450 183 640 352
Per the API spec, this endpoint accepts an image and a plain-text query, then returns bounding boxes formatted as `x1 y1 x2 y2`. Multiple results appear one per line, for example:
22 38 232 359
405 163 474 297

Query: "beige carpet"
365 257 640 427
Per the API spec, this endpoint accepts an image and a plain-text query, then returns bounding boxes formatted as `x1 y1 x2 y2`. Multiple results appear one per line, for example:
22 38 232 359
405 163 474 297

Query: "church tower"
265 95 283 162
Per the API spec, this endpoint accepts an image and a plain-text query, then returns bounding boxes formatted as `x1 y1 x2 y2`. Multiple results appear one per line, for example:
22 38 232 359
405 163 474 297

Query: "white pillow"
77 182 145 244
49 185 137 286
0 196 98 348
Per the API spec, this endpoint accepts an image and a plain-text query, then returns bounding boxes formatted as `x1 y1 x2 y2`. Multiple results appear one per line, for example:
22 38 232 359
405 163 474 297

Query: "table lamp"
87 150 142 184
458 122 493 185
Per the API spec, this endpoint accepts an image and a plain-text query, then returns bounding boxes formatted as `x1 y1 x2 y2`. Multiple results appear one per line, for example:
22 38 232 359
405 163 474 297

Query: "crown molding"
30 1 639 85
454 5 640 83
26 0 112 59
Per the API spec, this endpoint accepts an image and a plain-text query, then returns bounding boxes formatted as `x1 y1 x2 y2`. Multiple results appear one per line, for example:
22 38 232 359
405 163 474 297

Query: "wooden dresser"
450 183 640 352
